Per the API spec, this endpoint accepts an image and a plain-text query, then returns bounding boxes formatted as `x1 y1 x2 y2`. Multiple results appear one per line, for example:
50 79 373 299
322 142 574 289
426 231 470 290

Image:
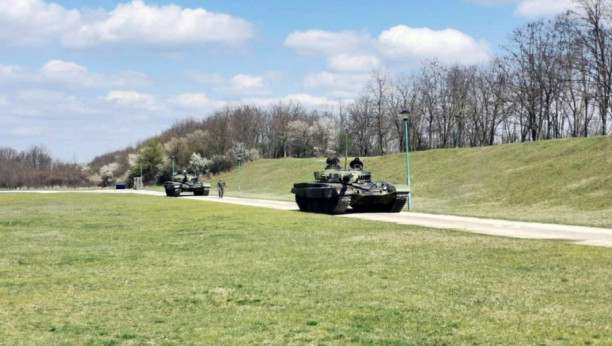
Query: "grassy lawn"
211 136 612 228
1 193 612 345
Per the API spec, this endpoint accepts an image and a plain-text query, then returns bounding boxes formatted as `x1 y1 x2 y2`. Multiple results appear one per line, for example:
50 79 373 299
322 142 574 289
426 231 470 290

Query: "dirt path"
3 189 612 248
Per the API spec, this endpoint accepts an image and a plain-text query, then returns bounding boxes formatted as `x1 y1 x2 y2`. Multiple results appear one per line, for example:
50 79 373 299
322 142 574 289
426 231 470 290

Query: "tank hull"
164 181 211 197
291 183 353 214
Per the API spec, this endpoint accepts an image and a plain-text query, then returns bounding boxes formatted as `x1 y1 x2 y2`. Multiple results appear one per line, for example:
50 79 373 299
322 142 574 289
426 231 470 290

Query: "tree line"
0 146 90 189
345 0 612 154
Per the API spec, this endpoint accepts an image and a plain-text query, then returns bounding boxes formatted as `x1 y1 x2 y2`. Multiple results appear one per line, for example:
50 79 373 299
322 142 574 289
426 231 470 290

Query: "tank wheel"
194 189 204 196
350 204 369 213
203 189 210 196
165 187 180 197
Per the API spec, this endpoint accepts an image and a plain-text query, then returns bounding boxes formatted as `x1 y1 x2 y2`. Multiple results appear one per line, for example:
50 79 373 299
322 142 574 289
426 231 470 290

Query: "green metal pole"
404 118 412 211
238 160 241 197
140 163 142 179
172 156 175 176
344 130 348 170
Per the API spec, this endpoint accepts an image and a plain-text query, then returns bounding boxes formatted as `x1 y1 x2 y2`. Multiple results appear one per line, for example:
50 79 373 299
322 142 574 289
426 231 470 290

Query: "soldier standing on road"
217 179 226 199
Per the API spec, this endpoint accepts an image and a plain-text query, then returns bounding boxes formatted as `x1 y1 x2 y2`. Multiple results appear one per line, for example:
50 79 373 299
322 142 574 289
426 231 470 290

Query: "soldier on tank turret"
181 170 189 183
349 157 364 170
325 157 341 170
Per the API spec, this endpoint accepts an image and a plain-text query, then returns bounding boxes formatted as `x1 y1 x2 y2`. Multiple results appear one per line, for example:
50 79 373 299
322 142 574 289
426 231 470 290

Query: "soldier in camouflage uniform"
217 179 226 198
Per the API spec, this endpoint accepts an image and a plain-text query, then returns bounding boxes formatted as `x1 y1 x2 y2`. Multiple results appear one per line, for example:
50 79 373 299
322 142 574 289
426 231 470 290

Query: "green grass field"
210 136 612 228
2 193 612 345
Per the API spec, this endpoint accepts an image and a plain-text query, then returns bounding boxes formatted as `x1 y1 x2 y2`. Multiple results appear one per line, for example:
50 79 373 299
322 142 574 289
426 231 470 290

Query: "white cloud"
514 0 575 18
9 127 44 136
303 71 370 92
105 90 158 110
326 54 381 72
284 30 369 56
285 25 490 70
13 89 99 116
0 0 80 47
0 0 254 48
0 60 151 89
242 93 338 108
168 93 222 109
378 25 490 64
232 74 264 89
467 0 574 18
188 72 271 96
63 0 254 48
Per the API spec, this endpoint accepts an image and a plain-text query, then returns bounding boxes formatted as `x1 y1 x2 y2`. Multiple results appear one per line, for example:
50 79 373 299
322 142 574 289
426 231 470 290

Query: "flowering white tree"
189 153 211 175
99 162 119 187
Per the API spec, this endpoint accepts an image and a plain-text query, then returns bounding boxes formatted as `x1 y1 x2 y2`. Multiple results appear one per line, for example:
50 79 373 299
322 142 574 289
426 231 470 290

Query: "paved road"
3 189 612 248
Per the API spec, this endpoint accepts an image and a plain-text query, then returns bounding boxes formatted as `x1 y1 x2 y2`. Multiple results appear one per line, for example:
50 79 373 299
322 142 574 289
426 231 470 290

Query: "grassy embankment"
208 136 612 228
1 193 612 345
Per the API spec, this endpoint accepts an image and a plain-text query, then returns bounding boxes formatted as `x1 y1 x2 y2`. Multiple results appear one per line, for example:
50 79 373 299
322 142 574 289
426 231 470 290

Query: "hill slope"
212 136 612 228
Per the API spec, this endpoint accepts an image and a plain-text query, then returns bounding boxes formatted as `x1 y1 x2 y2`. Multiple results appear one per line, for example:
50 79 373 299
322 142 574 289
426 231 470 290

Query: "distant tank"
291 157 410 214
164 170 211 197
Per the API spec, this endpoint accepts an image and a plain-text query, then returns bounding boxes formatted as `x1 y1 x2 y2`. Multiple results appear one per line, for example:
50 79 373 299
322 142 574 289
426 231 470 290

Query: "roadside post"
400 109 412 211
172 156 175 177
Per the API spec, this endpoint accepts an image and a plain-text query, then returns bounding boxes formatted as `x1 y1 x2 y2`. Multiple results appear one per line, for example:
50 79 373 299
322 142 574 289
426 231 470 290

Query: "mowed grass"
212 136 612 227
1 194 612 345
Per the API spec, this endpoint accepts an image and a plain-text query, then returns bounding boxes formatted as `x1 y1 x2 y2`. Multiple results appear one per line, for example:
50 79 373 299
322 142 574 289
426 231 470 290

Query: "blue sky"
0 0 572 161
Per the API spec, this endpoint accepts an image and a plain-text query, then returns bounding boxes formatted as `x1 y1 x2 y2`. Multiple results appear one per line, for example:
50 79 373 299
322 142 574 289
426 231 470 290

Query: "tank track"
295 195 352 214
350 193 408 213
332 196 352 214
388 193 408 213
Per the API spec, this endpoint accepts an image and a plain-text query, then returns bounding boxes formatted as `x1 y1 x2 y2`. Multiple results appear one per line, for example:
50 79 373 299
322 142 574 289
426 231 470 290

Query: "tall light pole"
344 129 348 170
237 154 242 197
400 109 412 211
455 114 461 149
172 156 175 176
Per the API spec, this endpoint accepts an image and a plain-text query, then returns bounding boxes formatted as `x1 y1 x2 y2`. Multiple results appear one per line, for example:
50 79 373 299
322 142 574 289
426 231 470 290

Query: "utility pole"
400 109 412 211
237 155 242 197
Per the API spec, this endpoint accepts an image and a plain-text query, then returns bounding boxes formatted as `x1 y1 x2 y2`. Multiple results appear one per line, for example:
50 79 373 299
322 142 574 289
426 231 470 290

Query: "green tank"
291 157 410 214
164 171 211 197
